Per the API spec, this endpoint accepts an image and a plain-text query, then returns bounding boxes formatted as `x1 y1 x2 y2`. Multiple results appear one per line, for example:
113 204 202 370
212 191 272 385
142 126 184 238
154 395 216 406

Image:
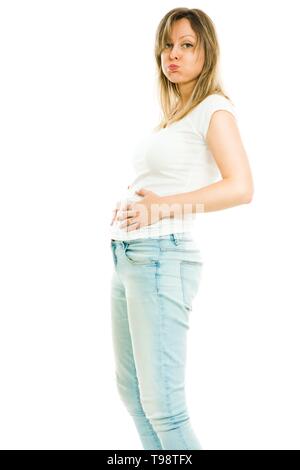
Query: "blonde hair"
153 7 234 131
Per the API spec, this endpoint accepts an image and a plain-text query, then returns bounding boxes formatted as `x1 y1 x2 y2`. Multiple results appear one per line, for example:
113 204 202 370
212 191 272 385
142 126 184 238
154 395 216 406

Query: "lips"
168 65 179 71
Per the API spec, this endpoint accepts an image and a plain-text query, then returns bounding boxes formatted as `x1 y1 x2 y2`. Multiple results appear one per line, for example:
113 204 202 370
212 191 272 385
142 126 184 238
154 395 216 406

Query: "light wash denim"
110 232 203 450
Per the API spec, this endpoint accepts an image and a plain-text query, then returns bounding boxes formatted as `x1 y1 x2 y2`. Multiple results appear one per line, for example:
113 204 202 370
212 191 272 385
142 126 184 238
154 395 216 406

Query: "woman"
109 7 254 450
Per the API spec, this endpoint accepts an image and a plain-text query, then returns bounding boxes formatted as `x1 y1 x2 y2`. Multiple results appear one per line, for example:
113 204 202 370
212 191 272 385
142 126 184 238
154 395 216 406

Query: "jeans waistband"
111 232 192 247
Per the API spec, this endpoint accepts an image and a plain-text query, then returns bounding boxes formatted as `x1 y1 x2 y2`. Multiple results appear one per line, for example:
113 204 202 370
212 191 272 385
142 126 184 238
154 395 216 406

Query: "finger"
110 199 122 225
110 208 118 225
117 209 138 221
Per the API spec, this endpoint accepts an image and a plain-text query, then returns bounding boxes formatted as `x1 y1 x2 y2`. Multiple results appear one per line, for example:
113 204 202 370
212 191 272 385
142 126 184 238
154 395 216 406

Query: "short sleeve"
191 94 237 140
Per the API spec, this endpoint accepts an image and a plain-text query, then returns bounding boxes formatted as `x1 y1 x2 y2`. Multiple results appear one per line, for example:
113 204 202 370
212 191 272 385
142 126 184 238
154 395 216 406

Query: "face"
160 18 205 100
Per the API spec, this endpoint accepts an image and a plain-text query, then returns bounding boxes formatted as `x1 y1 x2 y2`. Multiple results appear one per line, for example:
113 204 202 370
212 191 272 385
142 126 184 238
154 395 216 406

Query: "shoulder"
189 93 237 140
192 93 236 117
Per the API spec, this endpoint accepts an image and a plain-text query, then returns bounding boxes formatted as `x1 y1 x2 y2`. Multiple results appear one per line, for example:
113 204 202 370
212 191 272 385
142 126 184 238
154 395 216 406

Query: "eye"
164 43 193 49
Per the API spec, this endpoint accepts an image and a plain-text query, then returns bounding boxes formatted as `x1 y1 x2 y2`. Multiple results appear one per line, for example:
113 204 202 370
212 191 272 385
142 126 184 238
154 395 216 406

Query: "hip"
110 232 203 268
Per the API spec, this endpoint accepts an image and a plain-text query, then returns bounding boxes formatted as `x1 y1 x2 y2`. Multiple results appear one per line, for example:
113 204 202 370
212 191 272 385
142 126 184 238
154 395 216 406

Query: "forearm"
159 178 252 218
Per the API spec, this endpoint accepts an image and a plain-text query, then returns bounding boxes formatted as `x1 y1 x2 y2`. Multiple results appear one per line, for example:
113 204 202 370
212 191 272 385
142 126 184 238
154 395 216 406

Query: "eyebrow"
179 35 195 39
168 35 195 40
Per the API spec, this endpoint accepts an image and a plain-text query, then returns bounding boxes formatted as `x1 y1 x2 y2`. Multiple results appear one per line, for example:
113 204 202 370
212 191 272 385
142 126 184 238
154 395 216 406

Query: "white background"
0 0 299 450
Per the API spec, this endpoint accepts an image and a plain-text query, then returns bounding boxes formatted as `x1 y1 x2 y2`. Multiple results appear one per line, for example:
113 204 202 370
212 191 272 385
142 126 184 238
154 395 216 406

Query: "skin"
111 19 254 231
161 18 205 108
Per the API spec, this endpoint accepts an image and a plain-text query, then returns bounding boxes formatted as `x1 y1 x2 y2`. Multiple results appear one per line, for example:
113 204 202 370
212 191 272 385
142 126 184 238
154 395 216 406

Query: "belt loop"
171 233 179 245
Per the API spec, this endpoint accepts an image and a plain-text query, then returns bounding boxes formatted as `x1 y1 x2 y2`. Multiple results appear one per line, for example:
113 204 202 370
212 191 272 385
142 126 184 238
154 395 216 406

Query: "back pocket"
180 260 203 311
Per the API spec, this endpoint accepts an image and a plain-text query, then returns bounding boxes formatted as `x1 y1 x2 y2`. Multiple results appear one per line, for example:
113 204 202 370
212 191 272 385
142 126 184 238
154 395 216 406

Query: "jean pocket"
123 243 159 266
110 244 117 268
180 260 203 311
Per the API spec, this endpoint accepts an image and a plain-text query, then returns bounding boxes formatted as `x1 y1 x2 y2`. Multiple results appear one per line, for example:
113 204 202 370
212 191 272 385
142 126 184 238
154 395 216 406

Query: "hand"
110 199 121 226
116 188 163 232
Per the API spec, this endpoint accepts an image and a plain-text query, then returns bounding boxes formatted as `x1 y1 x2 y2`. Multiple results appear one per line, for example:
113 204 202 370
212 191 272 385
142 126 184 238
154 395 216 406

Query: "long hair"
153 7 234 131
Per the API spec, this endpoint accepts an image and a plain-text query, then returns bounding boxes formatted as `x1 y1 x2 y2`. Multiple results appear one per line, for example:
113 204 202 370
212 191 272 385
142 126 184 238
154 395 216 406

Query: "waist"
111 231 193 244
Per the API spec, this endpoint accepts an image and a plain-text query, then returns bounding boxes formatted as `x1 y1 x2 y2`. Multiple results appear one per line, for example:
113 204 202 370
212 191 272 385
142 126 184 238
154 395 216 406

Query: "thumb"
135 187 147 196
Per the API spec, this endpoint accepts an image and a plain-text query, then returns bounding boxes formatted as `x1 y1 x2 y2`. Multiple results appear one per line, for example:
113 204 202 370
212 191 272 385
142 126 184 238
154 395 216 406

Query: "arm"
159 110 254 218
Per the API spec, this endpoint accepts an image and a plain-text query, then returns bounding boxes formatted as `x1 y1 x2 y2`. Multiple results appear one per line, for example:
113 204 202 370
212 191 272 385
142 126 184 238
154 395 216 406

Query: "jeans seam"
156 259 175 440
156 255 175 438
157 257 189 450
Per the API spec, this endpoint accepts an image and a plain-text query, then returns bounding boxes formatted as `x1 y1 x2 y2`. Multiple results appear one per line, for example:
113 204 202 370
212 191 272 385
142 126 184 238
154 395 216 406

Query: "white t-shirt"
110 93 237 240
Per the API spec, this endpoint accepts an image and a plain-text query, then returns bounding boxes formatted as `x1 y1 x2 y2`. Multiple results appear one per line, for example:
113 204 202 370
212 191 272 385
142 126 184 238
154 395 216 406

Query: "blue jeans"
110 232 203 450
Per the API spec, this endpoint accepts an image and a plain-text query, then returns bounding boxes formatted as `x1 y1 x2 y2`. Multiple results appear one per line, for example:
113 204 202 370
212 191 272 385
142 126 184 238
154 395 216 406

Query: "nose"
169 47 180 59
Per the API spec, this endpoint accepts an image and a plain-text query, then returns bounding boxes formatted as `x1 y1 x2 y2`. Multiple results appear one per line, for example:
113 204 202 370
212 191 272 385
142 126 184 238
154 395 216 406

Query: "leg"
124 250 202 450
110 268 163 450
